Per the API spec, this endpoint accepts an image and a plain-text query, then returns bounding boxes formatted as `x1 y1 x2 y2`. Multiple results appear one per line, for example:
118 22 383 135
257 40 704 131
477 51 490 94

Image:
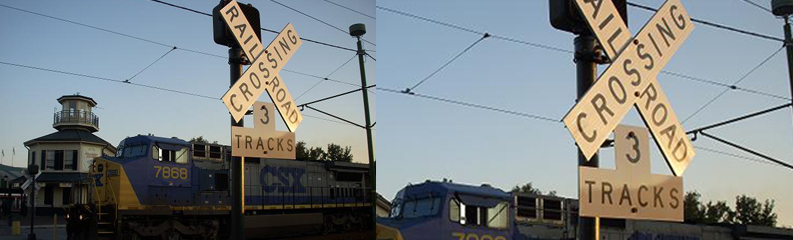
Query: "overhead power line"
0 61 217 100
378 5 786 103
378 87 560 123
695 146 774 166
145 0 359 52
740 0 773 13
626 1 785 42
127 46 176 82
295 53 358 101
270 0 375 46
0 60 364 129
376 6 571 54
406 33 489 93
660 70 792 101
0 3 364 91
682 46 785 124
324 0 375 19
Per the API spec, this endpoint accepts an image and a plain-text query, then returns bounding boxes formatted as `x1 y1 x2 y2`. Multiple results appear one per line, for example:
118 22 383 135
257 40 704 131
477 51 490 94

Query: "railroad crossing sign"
19 170 41 191
563 0 695 176
579 125 683 221
219 0 303 132
231 102 296 159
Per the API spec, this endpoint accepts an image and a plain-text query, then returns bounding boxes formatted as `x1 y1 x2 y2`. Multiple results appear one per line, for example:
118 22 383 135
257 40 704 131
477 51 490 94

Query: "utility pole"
28 164 38 240
550 0 625 238
229 47 245 240
214 2 259 238
772 0 793 129
349 23 377 228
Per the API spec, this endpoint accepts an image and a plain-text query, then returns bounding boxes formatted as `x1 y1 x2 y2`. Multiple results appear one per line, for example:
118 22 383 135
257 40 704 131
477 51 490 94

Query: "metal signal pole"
770 0 793 137
229 47 245 240
575 33 600 240
349 23 377 228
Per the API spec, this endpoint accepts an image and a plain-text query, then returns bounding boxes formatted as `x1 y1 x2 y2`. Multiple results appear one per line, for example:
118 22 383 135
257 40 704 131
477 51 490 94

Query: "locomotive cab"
378 181 514 240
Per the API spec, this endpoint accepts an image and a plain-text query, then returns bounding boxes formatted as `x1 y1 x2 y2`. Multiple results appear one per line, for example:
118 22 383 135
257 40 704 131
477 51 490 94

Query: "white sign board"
220 0 303 132
565 0 695 176
579 125 683 221
231 102 296 159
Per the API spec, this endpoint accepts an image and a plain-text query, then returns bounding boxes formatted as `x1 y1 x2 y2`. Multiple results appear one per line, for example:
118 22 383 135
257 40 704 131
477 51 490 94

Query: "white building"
16 94 116 215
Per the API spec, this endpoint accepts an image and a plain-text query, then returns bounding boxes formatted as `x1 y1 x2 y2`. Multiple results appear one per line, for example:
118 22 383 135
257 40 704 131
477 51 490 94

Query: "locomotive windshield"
115 140 148 158
393 196 441 219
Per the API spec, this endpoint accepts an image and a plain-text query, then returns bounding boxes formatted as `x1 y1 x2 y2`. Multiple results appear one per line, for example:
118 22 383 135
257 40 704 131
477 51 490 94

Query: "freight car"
377 180 793 240
65 135 372 240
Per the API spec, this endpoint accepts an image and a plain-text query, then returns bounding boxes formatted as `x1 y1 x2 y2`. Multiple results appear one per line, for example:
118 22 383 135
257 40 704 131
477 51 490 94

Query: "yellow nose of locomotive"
376 223 404 240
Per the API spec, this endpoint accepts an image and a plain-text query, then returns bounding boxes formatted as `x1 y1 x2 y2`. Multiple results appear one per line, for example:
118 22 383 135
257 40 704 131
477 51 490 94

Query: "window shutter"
41 150 46 168
55 150 64 170
72 150 78 170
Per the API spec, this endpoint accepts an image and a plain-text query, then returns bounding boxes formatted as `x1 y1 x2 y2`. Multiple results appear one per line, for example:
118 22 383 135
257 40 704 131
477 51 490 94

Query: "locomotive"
66 135 372 240
376 180 577 240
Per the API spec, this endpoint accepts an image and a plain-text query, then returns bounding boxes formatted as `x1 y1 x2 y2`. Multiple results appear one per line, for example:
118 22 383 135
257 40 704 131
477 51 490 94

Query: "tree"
733 195 777 226
684 191 705 224
296 141 309 160
189 136 218 144
308 147 326 161
702 201 733 224
295 141 353 162
511 182 542 195
326 143 353 162
684 191 777 227
190 136 208 143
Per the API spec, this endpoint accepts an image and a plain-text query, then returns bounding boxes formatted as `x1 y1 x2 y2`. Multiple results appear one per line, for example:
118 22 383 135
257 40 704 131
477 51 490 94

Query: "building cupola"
53 94 99 132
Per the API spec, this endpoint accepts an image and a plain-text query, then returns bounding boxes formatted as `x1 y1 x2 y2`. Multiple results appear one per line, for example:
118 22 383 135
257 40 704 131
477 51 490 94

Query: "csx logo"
260 166 305 193
92 174 103 187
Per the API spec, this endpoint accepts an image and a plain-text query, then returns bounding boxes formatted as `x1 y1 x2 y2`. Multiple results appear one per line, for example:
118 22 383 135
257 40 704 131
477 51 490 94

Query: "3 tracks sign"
563 0 696 222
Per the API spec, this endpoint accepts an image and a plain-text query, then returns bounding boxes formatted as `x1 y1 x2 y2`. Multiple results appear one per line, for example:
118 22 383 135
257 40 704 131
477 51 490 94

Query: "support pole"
783 17 793 134
229 47 245 240
350 23 377 228
28 177 35 240
575 33 599 240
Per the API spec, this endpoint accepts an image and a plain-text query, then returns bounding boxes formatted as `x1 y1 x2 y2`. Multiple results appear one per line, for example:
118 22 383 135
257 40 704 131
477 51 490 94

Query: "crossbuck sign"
563 0 695 177
220 0 303 132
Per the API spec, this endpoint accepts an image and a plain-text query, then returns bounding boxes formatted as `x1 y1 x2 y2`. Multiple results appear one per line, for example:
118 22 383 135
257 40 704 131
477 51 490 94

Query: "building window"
46 151 55 170
31 151 36 165
64 150 75 170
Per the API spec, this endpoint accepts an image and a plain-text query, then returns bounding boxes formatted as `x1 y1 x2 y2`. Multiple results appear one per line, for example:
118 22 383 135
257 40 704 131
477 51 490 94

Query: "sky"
378 0 793 226
0 1 375 166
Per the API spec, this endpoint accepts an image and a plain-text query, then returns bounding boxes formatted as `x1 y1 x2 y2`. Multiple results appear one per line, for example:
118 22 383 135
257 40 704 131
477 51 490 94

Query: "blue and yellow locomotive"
377 180 578 240
66 135 372 240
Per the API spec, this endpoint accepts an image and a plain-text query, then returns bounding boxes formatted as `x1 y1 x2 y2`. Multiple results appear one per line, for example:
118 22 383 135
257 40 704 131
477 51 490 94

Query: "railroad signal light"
550 0 628 34
213 0 261 48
